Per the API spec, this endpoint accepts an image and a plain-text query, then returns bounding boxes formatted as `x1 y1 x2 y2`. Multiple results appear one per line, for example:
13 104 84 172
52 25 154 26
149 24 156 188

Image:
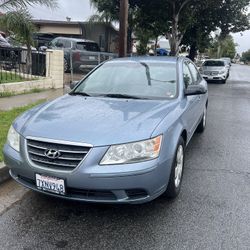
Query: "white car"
200 59 229 84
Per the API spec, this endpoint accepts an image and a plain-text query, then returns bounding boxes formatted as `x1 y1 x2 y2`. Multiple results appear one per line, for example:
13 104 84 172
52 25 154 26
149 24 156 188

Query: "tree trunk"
167 3 181 56
189 42 197 61
154 37 158 55
26 45 32 75
104 26 109 52
167 0 190 56
127 27 133 55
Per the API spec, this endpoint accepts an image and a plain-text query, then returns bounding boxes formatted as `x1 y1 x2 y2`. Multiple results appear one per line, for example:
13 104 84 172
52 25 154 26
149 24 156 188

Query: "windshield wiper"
140 62 152 86
69 92 91 97
100 94 143 99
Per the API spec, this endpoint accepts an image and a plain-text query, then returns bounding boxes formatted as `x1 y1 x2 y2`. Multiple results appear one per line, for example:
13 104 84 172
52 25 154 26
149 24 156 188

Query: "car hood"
15 95 178 146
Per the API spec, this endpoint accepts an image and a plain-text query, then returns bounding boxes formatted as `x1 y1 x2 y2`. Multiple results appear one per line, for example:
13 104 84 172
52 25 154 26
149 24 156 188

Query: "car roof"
54 37 97 43
107 56 181 64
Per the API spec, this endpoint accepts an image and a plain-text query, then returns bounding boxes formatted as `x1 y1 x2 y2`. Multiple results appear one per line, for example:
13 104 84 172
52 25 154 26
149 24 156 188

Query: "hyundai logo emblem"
44 149 61 159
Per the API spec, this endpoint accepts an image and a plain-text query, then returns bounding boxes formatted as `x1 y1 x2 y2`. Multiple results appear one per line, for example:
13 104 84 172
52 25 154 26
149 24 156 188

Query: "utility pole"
119 0 129 57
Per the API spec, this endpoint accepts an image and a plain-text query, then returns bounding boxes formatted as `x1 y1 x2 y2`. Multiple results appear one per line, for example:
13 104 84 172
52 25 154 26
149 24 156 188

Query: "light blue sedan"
4 57 208 204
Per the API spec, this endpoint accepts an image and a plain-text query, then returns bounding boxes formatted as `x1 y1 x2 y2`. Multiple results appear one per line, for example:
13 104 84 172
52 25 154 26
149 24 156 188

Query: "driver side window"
188 62 201 84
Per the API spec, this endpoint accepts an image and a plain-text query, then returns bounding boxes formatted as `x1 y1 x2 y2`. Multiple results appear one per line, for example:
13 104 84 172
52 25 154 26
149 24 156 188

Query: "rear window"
203 61 225 67
76 42 100 52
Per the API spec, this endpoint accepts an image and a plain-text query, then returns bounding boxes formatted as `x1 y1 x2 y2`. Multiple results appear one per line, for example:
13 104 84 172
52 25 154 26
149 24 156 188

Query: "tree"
135 0 250 56
208 35 237 59
242 49 250 63
0 9 36 73
90 0 250 57
0 0 57 73
0 0 57 10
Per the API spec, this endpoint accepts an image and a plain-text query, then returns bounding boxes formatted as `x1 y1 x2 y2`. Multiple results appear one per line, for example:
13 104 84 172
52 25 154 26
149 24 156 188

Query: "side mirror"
70 81 79 90
184 85 207 96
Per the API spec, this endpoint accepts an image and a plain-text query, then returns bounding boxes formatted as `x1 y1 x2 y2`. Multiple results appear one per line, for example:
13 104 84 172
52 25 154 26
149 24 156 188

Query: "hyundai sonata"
4 57 208 204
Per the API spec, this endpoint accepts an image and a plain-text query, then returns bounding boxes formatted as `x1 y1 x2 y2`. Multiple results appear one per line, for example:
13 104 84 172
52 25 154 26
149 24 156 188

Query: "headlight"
100 135 162 165
7 125 20 152
219 70 227 74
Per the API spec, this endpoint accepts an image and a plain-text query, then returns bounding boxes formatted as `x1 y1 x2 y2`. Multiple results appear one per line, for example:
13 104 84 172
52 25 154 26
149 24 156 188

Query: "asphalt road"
0 64 250 250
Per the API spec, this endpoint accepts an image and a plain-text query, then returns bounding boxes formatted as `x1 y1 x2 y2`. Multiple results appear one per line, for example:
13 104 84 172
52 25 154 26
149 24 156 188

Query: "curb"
0 162 10 185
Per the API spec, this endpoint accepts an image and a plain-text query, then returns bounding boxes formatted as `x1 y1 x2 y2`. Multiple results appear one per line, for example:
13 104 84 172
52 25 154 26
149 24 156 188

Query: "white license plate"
89 56 96 60
36 174 65 195
208 76 214 80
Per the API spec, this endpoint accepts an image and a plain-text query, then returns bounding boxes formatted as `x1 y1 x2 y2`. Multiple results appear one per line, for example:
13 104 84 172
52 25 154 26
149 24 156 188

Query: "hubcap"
175 145 184 188
64 60 68 71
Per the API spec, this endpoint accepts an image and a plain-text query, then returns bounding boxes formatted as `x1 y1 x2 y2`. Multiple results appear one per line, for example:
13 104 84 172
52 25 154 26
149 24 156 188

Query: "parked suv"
200 59 229 83
49 37 101 72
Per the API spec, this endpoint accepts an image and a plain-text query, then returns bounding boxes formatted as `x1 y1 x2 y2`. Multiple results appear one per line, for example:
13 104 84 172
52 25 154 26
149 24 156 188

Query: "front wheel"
163 137 185 199
196 106 207 133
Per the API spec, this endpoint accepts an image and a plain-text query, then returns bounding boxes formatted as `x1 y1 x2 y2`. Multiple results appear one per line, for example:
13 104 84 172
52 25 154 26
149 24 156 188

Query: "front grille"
26 138 91 171
204 71 219 76
68 188 116 200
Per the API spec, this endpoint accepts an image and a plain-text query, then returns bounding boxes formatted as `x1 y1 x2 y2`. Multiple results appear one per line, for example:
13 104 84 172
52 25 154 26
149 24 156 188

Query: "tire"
196 106 207 133
222 79 226 84
64 58 70 73
163 137 185 199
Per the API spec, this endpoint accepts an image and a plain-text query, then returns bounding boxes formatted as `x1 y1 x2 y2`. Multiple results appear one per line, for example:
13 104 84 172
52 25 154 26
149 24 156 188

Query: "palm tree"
0 0 57 10
89 0 118 52
0 0 57 74
0 9 36 73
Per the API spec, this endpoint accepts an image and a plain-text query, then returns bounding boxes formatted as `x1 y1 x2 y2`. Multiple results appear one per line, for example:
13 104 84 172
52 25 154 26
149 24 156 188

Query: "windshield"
73 62 177 99
203 61 225 67
76 42 100 52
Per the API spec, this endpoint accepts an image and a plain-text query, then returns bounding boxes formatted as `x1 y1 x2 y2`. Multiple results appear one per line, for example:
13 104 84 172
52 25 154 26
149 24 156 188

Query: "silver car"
200 59 229 83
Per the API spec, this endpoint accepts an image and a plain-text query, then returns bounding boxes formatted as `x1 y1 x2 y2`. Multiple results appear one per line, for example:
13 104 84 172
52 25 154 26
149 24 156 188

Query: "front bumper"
3 141 173 204
202 72 227 81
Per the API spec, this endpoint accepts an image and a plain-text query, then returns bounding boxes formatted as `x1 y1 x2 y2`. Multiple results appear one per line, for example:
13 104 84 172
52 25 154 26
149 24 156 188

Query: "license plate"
89 56 96 60
36 174 65 195
208 76 213 80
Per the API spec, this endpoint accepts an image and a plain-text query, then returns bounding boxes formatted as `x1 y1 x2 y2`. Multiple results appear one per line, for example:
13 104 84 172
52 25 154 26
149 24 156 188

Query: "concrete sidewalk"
0 88 69 184
0 88 67 111
0 162 9 185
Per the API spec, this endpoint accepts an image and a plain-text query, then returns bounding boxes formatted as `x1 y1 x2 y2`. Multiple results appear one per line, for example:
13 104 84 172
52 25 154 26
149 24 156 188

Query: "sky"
29 0 250 54
28 0 94 22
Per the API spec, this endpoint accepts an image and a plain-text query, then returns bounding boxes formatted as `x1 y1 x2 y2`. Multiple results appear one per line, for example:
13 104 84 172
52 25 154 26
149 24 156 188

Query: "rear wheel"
64 58 70 73
163 137 185 199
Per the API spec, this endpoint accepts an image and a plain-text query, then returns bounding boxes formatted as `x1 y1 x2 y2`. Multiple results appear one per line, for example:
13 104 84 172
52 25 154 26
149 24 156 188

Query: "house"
32 19 119 53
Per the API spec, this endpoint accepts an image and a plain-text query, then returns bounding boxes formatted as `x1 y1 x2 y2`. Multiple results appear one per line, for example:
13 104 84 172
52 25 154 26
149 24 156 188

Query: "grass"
0 72 27 84
0 88 47 98
0 71 36 84
0 100 45 162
